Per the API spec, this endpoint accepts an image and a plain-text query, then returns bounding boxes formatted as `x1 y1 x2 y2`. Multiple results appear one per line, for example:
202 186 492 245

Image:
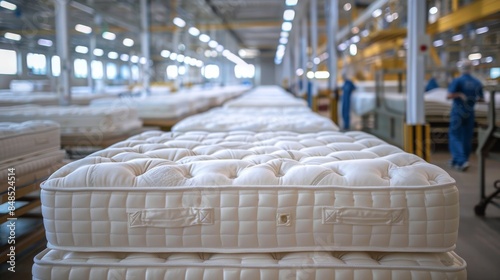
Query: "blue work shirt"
342 80 356 96
425 78 439 92
448 73 483 112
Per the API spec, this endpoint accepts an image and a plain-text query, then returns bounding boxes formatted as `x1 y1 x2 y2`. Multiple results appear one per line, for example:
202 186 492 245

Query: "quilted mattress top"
0 120 60 139
0 104 138 119
43 130 454 189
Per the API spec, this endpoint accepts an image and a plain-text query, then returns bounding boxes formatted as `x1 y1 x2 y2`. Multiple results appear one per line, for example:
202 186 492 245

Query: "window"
120 65 130 80
234 64 255 79
106 63 117 79
0 49 17 74
166 65 178 79
202 64 219 79
27 53 47 75
131 65 139 81
91 60 104 79
51 56 61 77
74 58 88 78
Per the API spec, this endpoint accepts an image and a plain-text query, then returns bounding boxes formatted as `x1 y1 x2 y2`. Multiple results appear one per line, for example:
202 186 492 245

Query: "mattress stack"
0 121 65 204
32 86 466 279
223 85 307 108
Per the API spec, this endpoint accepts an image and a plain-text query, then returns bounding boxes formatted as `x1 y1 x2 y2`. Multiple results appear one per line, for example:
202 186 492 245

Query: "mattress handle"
322 207 407 225
128 208 213 228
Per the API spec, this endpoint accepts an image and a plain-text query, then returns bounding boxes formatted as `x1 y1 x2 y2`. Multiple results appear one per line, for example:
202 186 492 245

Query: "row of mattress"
33 85 467 279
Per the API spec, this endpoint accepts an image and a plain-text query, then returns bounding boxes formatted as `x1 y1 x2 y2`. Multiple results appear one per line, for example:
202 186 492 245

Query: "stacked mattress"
34 130 466 279
223 86 307 108
0 105 142 136
0 120 65 198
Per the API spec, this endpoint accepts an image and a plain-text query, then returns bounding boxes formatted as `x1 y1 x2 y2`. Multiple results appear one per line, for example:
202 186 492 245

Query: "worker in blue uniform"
447 60 484 171
425 76 439 92
341 73 356 130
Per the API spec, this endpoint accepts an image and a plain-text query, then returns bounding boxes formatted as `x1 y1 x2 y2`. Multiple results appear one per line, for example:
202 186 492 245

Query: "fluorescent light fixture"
123 38 134 47
169 52 177 60
468 53 482 60
343 3 352 11
484 56 493 63
176 54 185 62
208 40 218 48
279 37 288 44
184 56 191 64
392 12 399 20
386 14 394 23
160 50 171 58
351 35 360 43
338 42 347 51
295 68 304 76
37 38 53 47
4 32 21 41
75 24 92 34
429 7 438 15
195 60 203 67
102 31 116 40
199 34 210 43
452 34 463 41
93 48 104 56
283 9 295 21
0 1 16 10
313 57 320 64
475 26 489 34
286 0 298 6
361 29 370 37
307 71 314 79
351 26 359 34
239 49 259 58
216 45 224 52
372 9 382 18
140 57 147 64
130 55 139 63
75 46 88 54
472 60 480 66
120 54 129 61
178 65 186 75
315 71 330 79
280 31 289 38
173 17 186 28
108 51 118 59
433 39 444 47
349 44 357 56
282 22 292 32
188 27 200 36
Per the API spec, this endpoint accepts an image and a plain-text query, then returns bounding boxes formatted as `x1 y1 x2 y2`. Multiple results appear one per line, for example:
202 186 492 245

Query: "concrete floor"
1 148 500 280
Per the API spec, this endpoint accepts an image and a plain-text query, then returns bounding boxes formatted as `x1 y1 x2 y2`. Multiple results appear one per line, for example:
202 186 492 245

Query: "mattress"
0 120 61 164
0 105 142 135
0 92 112 106
171 108 339 132
41 131 459 253
32 249 466 280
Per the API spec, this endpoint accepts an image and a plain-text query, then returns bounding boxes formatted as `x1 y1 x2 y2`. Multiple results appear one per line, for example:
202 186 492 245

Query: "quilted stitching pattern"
33 249 467 280
41 131 459 252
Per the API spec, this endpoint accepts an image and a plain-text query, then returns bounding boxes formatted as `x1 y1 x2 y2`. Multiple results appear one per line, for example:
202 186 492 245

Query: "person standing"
341 73 356 130
447 60 484 171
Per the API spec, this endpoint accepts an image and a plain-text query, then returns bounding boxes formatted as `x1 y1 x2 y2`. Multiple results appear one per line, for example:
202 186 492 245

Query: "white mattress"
0 120 61 164
0 105 142 135
33 249 466 280
0 92 112 106
172 108 338 132
41 131 458 253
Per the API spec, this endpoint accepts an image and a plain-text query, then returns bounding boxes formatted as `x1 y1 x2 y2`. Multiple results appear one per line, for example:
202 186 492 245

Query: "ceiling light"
372 9 382 18
120 54 129 61
343 3 351 11
140 57 147 64
130 55 139 63
0 1 16 10
295 68 304 76
282 22 292 32
313 57 320 64
173 17 186 28
177 54 185 62
208 40 218 48
160 50 171 58
280 31 289 38
108 52 119 59
37 38 52 47
429 7 438 15
283 9 295 21
279 37 288 44
452 34 463 41
307 71 314 79
351 26 359 34
433 39 444 47
361 30 370 37
93 48 104 56
123 38 134 47
468 53 482 60
351 35 360 43
102 31 116 40
75 24 92 34
4 32 21 41
169 53 177 60
338 42 347 51
286 0 298 6
188 27 200 36
315 71 330 79
484 56 493 63
216 45 224 52
475 26 489 34
75 46 88 54
199 34 210 43
349 44 357 56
